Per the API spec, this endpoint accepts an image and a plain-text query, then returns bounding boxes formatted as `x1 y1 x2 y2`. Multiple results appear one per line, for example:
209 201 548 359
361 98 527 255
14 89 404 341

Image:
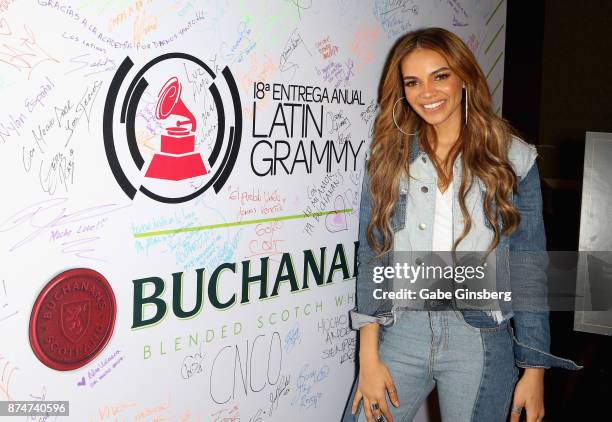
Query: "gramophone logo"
147 76 207 180
103 53 242 203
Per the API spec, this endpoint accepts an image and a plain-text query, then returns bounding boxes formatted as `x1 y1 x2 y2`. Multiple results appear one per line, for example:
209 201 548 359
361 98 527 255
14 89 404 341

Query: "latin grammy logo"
145 76 208 180
104 52 242 203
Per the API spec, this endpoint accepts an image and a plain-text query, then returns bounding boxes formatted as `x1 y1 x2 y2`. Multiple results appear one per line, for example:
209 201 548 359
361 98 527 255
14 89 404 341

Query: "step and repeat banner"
0 1 506 421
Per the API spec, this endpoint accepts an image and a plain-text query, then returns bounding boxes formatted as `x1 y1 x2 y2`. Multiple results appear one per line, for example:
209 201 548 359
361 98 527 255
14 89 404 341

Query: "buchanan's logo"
61 300 90 343
103 53 242 203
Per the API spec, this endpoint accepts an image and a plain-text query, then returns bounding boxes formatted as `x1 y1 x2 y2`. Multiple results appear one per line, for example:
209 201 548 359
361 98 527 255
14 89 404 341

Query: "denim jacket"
349 134 581 370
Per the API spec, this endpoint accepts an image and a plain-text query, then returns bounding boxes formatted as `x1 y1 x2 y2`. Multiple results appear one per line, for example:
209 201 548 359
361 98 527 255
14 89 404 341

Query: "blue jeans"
342 310 519 422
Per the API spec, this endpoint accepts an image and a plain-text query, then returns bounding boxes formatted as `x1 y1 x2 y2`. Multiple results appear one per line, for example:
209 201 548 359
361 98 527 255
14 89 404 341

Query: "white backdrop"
0 1 506 421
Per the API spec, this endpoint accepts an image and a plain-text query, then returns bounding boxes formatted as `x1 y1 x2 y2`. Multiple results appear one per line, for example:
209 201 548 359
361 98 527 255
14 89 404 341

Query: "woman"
342 28 581 422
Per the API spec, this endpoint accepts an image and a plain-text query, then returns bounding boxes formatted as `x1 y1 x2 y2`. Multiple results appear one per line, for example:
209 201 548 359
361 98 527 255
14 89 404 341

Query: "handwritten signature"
220 21 256 65
291 364 329 409
38 150 74 195
60 236 104 261
279 29 311 80
211 404 239 422
0 279 18 324
65 54 116 77
283 323 301 353
66 80 103 144
284 0 312 19
181 346 205 380
268 374 291 416
249 408 265 422
0 22 58 79
0 198 130 252
0 354 18 401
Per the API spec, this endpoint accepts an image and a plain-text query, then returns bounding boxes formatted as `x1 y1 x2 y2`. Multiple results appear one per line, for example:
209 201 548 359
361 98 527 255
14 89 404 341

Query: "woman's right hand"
351 355 400 422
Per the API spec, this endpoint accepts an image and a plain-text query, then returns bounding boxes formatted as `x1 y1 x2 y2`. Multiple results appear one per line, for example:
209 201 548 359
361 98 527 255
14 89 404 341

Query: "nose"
419 80 436 99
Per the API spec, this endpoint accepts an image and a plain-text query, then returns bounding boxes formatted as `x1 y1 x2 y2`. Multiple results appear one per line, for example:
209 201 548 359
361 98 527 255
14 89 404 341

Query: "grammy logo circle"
103 53 243 204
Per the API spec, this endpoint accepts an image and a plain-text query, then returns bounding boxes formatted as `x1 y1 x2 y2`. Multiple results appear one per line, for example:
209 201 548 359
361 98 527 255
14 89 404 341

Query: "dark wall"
504 0 612 179
502 0 545 144
503 1 612 421
538 0 612 180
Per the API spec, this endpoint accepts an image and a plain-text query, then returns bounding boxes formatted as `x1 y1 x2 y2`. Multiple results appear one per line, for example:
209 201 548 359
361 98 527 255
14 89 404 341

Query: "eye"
404 80 417 87
435 73 450 81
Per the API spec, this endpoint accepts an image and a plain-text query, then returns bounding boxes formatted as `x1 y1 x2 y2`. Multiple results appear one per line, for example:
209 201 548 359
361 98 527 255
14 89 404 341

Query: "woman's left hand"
510 368 545 422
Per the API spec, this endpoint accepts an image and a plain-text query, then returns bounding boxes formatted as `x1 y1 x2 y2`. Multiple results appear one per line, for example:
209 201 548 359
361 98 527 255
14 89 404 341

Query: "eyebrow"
403 67 450 80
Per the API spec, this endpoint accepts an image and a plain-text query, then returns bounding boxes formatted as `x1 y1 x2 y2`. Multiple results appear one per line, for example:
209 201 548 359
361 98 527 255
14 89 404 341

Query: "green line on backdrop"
491 79 503 97
486 0 505 25
133 209 354 239
486 51 504 79
484 23 505 55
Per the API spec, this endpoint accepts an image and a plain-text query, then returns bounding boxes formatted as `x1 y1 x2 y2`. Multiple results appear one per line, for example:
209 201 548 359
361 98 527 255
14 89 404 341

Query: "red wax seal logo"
29 268 116 371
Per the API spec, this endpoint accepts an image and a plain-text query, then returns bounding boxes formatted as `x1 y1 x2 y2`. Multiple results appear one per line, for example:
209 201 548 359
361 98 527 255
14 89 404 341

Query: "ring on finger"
374 415 384 422
511 405 523 414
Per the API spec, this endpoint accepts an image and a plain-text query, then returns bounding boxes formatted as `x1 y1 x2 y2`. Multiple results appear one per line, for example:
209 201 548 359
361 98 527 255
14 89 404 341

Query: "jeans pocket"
452 309 482 332
459 309 509 332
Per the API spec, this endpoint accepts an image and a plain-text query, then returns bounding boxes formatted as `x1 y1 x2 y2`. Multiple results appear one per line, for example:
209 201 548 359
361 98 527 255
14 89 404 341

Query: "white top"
432 179 453 252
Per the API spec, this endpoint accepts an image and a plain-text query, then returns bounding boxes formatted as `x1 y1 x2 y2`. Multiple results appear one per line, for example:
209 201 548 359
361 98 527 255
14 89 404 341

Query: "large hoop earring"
464 86 468 125
392 97 417 136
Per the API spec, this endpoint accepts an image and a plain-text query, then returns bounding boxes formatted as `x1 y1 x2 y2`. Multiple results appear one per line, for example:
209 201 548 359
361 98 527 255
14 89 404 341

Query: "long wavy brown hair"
367 27 521 258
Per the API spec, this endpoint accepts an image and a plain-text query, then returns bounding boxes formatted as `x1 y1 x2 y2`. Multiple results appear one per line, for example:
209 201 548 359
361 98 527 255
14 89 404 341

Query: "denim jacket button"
421 186 428 193
418 223 426 230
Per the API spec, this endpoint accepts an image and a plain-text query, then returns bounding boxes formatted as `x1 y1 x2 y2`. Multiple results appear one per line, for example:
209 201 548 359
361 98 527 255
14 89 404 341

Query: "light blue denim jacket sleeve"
348 157 396 329
508 160 581 370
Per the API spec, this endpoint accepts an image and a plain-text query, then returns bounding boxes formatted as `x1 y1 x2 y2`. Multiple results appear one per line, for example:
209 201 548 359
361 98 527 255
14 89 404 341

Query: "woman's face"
400 48 464 130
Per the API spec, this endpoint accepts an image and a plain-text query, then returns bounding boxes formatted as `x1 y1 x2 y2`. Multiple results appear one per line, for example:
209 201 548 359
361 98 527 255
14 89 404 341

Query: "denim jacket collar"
407 132 477 192
408 132 464 166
